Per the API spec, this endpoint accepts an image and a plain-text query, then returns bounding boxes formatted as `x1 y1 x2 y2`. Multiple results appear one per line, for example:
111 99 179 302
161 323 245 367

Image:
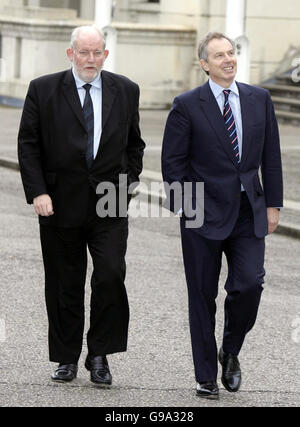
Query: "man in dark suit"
18 25 145 385
162 32 283 399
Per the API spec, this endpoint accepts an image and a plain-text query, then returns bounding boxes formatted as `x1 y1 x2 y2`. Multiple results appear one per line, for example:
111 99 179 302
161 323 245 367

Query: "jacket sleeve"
126 84 146 187
18 81 47 204
261 91 283 208
161 97 191 212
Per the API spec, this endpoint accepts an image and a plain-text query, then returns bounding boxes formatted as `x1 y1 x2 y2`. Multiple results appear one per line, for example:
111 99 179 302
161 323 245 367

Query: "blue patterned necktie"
83 84 94 169
223 90 240 164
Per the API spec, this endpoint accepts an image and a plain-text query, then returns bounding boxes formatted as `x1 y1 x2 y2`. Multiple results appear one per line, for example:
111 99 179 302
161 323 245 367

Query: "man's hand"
33 194 54 217
267 207 280 234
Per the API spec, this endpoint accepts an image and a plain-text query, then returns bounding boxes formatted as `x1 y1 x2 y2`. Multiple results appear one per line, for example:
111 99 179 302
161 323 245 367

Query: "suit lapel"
61 70 118 141
101 70 118 133
199 81 238 167
237 82 255 168
62 70 86 131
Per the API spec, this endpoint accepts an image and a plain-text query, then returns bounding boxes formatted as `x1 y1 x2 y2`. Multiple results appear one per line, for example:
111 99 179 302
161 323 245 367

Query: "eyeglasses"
76 50 104 58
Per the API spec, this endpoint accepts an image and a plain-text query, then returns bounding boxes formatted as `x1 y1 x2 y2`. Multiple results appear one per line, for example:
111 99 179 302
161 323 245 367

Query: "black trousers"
180 193 265 382
40 190 129 363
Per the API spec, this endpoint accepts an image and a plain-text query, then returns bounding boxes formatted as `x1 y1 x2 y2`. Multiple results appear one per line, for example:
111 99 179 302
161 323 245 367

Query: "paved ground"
0 107 299 407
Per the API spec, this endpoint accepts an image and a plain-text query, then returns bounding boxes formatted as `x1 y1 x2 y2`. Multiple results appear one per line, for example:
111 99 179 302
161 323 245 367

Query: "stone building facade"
0 0 299 108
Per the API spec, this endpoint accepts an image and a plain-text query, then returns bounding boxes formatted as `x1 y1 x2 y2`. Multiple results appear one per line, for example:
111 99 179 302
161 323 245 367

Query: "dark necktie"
223 90 240 164
82 84 94 169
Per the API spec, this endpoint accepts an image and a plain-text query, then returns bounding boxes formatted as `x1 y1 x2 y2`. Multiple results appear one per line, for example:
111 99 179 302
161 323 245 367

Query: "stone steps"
262 78 300 123
263 83 300 96
271 96 300 106
274 110 300 123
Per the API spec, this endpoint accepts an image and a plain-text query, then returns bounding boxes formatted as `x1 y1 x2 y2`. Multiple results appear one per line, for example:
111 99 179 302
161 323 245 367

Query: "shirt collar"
209 78 239 98
72 67 102 90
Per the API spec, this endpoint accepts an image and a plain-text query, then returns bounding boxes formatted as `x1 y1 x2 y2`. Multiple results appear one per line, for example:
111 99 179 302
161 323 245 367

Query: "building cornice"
0 16 196 42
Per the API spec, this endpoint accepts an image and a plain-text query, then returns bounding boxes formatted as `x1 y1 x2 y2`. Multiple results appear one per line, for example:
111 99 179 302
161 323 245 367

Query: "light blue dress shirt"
72 68 103 160
209 79 243 160
209 78 245 192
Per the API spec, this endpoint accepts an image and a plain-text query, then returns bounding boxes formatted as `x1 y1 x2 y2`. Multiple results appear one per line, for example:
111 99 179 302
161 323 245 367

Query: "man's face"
67 30 109 83
200 38 237 87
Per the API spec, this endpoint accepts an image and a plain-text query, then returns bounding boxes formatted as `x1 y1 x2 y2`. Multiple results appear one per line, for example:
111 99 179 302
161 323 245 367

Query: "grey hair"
198 32 235 68
70 25 106 50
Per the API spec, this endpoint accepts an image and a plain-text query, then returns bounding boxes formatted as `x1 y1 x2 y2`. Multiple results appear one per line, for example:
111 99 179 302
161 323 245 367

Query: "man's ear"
104 49 109 60
66 48 74 62
199 59 209 73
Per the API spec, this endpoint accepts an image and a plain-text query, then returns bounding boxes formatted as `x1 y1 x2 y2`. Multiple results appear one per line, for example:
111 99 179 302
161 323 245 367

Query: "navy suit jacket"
162 81 283 239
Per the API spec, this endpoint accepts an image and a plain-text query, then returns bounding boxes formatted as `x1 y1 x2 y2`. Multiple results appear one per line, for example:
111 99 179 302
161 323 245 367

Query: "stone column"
95 0 116 72
226 0 250 83
225 0 246 38
95 0 113 28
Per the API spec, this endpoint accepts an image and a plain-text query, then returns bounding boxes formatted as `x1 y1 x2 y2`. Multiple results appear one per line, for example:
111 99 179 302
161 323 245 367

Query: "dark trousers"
40 190 129 363
180 193 265 382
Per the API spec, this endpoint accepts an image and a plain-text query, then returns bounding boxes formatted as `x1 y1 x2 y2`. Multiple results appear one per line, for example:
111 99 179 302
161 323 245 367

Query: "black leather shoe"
51 363 78 382
85 355 112 386
219 347 241 392
196 381 219 400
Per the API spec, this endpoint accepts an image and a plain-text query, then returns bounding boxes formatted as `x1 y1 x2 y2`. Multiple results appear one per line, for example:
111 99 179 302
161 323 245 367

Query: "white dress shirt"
72 68 103 159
